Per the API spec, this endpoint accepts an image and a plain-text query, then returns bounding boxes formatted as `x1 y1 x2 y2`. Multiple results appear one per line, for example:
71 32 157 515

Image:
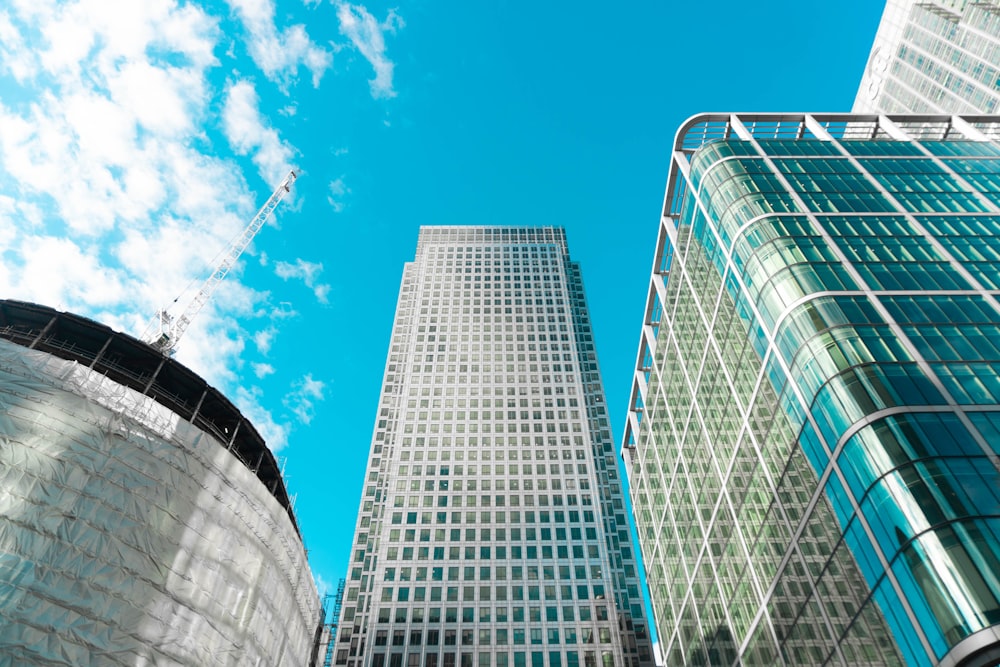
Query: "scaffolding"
0 328 320 666
322 578 346 667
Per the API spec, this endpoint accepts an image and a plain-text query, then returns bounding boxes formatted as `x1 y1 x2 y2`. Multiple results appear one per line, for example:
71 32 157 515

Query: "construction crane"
145 170 297 355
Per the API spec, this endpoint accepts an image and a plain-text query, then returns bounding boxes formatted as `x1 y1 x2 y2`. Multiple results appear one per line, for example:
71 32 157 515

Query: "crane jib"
144 170 298 355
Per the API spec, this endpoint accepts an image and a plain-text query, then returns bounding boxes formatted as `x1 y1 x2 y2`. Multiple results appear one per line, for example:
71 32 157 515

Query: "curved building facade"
0 300 321 666
624 115 1000 666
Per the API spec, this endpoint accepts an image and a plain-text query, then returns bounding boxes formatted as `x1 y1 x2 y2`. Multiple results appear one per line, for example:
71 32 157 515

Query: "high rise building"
0 300 321 666
622 114 1000 666
854 0 1000 114
334 227 654 667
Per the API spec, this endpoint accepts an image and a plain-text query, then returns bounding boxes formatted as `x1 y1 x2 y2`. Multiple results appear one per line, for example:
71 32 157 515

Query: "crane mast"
146 170 297 355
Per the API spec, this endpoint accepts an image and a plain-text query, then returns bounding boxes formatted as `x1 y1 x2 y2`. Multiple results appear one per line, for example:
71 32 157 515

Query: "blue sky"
0 0 885 605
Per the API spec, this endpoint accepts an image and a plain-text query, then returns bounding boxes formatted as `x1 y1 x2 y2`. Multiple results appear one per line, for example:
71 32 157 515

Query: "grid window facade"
855 0 1000 114
337 227 653 667
624 114 1000 667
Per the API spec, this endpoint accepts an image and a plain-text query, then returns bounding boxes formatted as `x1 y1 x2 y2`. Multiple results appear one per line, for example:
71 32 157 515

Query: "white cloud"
253 362 276 378
0 1 237 290
337 3 403 99
174 305 246 388
0 10 38 81
236 385 290 451
274 258 332 304
0 1 298 453
223 80 296 185
34 0 217 81
284 373 326 426
227 0 332 88
254 326 278 354
106 60 207 137
314 284 332 303
315 573 331 598
9 236 127 310
328 177 349 213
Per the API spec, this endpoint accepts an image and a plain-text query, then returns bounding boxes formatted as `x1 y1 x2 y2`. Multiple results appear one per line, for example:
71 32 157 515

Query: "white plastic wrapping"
0 338 320 666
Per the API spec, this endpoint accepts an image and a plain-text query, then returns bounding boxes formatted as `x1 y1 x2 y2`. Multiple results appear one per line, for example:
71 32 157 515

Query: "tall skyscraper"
854 0 1000 114
334 227 653 667
622 114 1000 666
0 300 321 665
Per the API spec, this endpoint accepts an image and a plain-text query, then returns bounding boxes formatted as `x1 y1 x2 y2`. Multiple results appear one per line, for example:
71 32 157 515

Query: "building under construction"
0 299 321 665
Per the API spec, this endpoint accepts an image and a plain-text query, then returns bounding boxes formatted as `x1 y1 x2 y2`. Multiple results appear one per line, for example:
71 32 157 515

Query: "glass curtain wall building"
622 114 1000 666
334 227 654 667
854 0 1000 114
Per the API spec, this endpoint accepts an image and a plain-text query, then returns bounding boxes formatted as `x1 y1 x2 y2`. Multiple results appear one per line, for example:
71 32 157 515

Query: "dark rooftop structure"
0 299 298 534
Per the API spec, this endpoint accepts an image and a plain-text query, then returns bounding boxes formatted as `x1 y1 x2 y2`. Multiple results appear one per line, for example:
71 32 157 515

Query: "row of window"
406 364 576 374
353 563 638 585
417 309 569 319
423 249 563 259
384 530 603 547
401 327 577 340
395 459 589 473
381 487 594 503
389 440 594 455
391 509 598 523
366 603 615 625
420 296 567 305
372 626 614 647
382 544 605 562
350 648 617 667
384 564 605 582
401 386 582 402
399 396 582 409
394 473 591 489
360 525 621 547
391 477 590 491
421 259 562 266
423 249 562 258
408 347 575 357
373 443 612 467
427 256 561 263
384 495 595 511
396 408 582 433
406 402 580 421
407 317 570 327
375 584 610 605
414 284 564 294
411 280 571 291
